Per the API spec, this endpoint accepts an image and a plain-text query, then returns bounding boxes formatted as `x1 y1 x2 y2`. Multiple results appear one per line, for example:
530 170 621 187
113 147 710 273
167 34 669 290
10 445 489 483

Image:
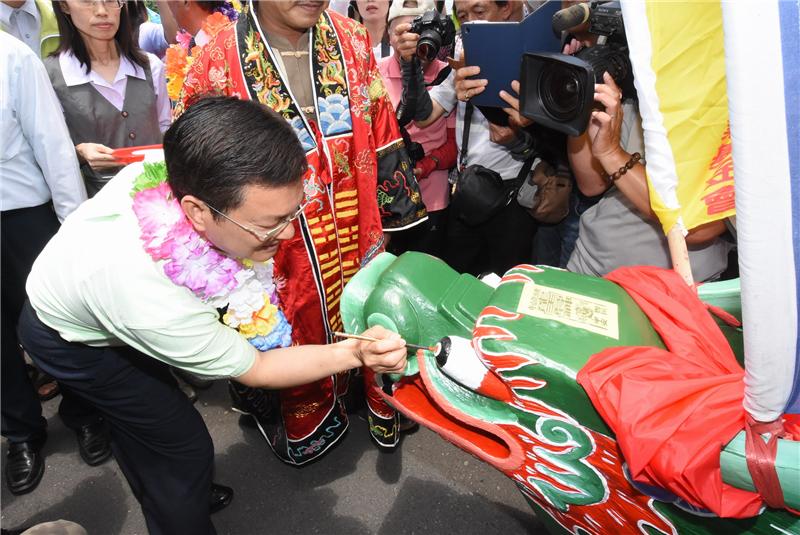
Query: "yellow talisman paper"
517 282 619 340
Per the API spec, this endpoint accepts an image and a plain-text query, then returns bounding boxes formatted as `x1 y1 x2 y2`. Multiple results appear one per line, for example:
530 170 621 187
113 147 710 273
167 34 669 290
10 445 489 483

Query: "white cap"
387 0 436 24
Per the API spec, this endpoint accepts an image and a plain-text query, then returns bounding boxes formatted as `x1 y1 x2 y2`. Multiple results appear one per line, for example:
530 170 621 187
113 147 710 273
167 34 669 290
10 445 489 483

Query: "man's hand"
349 326 407 374
76 143 118 171
562 38 585 56
455 65 487 102
394 22 419 62
499 80 533 129
489 123 518 145
587 72 624 161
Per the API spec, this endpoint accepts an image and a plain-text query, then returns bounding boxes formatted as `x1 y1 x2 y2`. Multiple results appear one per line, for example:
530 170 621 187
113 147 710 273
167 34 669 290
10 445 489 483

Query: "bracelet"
606 152 641 182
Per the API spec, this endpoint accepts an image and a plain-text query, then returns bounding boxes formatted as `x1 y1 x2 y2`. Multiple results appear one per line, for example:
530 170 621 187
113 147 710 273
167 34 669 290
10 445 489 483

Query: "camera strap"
425 66 452 88
458 102 475 171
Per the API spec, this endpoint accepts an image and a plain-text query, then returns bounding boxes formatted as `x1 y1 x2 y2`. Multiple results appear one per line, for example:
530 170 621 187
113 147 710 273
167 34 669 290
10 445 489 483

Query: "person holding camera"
559 23 732 281
497 24 732 281
397 0 539 276
379 0 457 257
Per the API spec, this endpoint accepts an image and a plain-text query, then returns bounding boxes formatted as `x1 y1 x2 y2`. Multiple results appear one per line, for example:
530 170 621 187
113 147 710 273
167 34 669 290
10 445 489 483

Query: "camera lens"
416 31 442 61
539 65 582 121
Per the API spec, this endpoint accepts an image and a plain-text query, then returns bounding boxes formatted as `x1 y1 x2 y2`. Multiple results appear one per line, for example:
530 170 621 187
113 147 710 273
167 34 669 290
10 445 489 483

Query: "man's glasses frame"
205 201 308 243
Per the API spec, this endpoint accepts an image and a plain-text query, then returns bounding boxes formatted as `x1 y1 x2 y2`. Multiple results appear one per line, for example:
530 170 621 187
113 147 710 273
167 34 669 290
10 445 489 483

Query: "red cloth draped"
577 266 764 518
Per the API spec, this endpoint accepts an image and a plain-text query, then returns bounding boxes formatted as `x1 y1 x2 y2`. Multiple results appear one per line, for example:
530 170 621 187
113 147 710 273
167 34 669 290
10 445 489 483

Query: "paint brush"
332 331 435 352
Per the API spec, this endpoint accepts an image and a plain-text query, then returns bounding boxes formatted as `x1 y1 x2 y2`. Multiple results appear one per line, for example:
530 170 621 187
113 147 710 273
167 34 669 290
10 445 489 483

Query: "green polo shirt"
27 158 257 378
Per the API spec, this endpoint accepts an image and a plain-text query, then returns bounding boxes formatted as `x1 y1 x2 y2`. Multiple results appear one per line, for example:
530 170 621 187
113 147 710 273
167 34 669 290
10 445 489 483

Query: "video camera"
519 1 634 136
410 10 456 62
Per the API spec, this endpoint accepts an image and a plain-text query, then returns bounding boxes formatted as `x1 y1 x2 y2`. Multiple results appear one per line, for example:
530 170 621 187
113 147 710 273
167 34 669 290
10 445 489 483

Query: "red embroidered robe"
178 4 426 464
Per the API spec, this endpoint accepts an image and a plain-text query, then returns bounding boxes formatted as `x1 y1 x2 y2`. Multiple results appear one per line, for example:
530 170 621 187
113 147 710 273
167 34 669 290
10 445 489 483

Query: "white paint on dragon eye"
438 335 490 390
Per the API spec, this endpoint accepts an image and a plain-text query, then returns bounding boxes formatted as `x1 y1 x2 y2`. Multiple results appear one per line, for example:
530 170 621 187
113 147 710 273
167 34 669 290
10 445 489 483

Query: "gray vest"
45 55 162 197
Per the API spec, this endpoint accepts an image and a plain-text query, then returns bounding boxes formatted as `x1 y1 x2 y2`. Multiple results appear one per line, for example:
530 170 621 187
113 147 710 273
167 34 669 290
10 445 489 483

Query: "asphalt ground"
1 380 544 534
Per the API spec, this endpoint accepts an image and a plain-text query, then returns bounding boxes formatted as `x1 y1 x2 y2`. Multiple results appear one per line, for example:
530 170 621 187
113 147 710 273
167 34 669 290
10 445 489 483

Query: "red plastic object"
111 144 163 164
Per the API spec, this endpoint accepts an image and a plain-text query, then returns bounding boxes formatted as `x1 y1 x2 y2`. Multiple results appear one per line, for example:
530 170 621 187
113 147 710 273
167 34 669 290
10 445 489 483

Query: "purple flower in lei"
214 2 239 22
163 229 242 301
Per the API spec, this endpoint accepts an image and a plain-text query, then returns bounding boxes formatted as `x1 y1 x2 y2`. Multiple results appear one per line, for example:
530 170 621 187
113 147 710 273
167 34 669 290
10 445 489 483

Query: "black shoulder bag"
449 103 536 227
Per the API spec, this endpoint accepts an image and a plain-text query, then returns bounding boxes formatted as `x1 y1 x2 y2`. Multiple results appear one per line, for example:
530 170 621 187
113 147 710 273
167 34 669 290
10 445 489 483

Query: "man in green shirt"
21 97 408 535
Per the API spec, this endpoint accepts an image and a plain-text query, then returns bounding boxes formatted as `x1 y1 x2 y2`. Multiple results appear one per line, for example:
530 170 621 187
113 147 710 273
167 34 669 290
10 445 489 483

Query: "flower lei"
131 161 292 351
165 1 241 101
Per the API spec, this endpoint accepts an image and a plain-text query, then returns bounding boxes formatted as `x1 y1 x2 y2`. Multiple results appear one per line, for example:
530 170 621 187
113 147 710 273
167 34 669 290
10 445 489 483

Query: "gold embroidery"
335 199 358 209
337 208 358 219
291 401 322 418
334 189 358 200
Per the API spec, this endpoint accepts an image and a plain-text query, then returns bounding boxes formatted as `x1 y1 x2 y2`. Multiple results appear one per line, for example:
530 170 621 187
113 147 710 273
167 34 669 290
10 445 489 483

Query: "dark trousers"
18 302 216 535
532 189 600 268
1 204 96 443
443 198 537 277
387 209 448 258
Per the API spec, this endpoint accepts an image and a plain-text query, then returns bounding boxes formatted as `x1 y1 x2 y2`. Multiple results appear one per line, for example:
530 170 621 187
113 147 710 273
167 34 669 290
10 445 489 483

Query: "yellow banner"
631 1 735 233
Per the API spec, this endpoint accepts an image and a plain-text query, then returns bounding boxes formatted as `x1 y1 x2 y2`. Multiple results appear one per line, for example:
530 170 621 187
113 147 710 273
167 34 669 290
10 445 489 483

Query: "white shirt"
58 50 172 133
26 159 257 378
429 70 524 180
0 0 40 54
0 33 87 221
372 41 393 61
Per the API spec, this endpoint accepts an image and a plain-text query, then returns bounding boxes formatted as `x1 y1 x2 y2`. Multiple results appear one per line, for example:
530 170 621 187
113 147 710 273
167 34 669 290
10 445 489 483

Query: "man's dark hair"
164 97 307 216
51 1 148 73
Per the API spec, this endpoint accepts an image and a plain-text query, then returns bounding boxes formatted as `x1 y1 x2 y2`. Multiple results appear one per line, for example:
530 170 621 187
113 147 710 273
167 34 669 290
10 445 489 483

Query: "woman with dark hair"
45 0 171 197
355 0 392 59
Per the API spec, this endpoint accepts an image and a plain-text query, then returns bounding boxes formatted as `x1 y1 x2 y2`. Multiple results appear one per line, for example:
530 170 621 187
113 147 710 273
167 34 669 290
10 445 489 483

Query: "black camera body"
519 1 634 137
410 10 456 62
576 1 633 95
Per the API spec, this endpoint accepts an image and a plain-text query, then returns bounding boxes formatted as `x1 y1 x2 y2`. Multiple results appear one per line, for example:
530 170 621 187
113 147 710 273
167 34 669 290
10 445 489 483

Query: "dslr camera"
519 1 634 136
410 10 456 62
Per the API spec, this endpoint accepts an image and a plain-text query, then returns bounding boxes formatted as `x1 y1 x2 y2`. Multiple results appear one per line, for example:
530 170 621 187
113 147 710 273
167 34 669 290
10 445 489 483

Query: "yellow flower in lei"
232 296 280 339
133 162 292 352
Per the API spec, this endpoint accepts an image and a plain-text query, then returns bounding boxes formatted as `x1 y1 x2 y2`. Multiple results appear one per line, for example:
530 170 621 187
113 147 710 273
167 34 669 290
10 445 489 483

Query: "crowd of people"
1 0 737 533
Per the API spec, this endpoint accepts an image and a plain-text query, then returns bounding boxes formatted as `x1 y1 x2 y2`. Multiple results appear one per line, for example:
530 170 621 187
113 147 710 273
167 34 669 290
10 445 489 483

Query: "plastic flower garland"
131 161 292 351
165 1 241 101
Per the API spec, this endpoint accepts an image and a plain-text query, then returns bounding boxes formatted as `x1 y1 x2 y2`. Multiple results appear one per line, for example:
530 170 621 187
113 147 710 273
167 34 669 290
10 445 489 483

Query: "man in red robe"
178 0 427 464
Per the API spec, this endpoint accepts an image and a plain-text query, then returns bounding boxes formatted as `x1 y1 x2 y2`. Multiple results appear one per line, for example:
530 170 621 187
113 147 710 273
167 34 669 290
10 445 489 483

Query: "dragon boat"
338 0 800 532
341 252 799 534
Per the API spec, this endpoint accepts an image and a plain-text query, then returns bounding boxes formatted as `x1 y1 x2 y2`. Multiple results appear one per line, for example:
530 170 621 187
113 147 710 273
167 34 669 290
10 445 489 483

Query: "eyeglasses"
206 201 308 243
75 0 124 10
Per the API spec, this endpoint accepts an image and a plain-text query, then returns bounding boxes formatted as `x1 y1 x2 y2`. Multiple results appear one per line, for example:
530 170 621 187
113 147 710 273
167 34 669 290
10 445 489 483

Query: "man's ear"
180 195 210 232
498 0 514 21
